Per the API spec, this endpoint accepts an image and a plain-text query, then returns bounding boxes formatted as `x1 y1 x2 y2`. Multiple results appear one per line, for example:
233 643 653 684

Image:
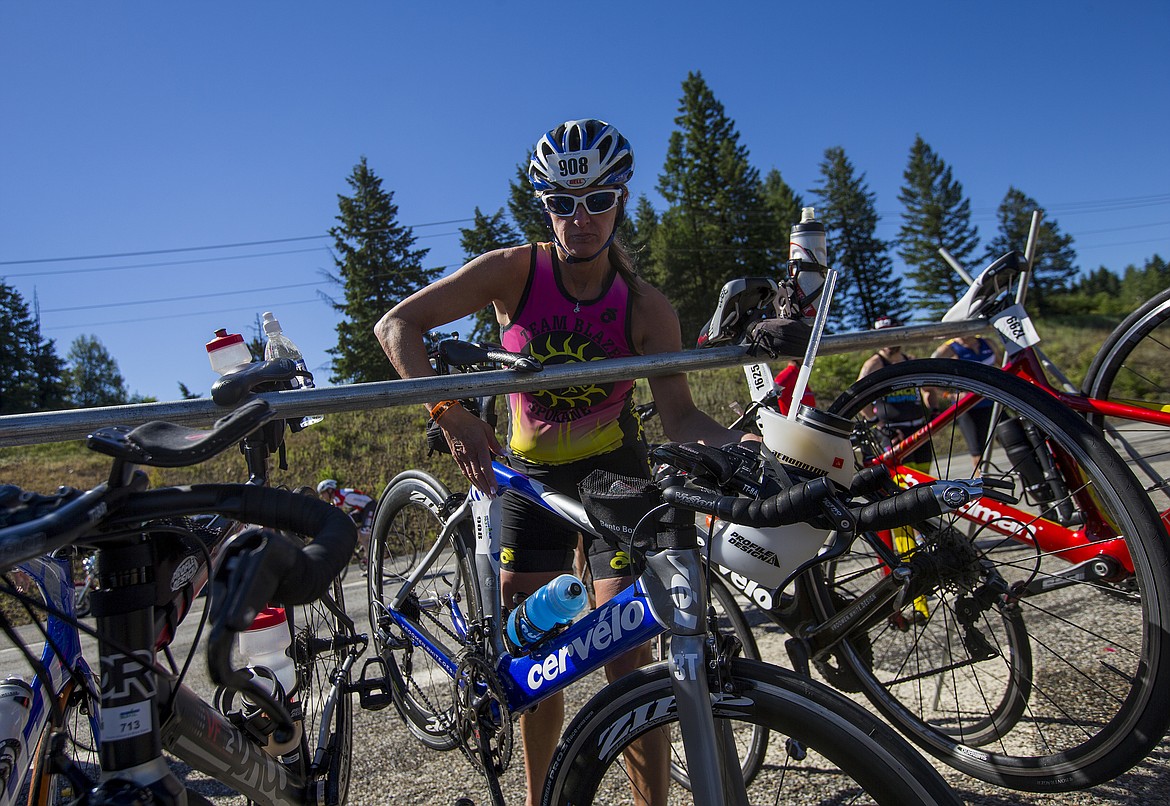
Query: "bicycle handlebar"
437 339 543 373
664 476 837 527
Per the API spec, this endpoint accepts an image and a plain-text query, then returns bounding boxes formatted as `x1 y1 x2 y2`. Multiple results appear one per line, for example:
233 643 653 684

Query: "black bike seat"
87 398 275 467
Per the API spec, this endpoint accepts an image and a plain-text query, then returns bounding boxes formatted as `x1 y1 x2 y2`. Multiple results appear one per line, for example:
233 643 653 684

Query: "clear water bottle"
261 311 323 428
206 328 254 375
506 574 588 654
238 606 303 760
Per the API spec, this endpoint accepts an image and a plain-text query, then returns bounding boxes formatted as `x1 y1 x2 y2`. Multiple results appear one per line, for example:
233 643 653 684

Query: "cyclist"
773 358 815 415
317 479 375 570
932 334 1002 468
376 118 753 806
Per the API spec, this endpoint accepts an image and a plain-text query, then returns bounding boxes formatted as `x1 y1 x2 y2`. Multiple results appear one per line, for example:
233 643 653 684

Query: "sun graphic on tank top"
526 332 612 411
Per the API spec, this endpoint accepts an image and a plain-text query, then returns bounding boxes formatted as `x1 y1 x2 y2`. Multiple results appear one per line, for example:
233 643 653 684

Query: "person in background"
316 479 375 571
773 359 815 415
932 334 1002 468
375 118 753 806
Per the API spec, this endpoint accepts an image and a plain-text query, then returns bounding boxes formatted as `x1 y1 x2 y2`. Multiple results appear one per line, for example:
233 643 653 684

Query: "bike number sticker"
991 303 1041 355
102 702 152 740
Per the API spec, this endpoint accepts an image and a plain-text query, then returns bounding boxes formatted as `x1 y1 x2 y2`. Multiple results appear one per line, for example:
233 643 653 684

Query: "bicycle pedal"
355 656 393 711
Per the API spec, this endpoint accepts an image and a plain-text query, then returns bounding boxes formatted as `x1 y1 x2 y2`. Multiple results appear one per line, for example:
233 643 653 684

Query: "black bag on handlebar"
579 471 696 554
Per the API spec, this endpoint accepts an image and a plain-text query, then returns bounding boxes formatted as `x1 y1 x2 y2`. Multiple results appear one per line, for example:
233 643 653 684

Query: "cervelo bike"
0 360 359 805
0 549 99 806
363 339 963 805
691 266 1170 792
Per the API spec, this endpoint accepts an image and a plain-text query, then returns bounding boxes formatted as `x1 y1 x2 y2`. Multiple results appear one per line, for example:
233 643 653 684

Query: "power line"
0 246 330 278
0 217 475 267
41 281 326 314
40 297 324 331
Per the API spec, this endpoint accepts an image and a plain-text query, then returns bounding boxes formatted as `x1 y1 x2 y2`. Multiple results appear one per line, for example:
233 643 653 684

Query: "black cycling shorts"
500 443 649 580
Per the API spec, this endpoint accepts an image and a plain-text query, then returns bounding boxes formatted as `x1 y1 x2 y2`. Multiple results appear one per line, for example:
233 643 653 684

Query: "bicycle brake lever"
974 476 1019 504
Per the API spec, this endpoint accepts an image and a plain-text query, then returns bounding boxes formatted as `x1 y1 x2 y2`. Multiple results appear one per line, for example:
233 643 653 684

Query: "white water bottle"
506 574 588 653
238 606 303 760
789 207 829 318
261 312 323 428
206 328 254 375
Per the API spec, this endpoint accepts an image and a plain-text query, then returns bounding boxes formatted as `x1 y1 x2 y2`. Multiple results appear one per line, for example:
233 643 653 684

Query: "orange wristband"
429 399 461 422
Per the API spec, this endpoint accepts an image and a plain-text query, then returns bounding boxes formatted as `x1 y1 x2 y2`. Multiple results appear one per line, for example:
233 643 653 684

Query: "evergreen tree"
65 334 128 408
897 136 980 319
629 195 659 278
459 207 522 342
0 282 67 414
761 168 805 253
327 157 439 383
984 187 1077 316
507 163 549 244
652 71 780 340
812 147 905 330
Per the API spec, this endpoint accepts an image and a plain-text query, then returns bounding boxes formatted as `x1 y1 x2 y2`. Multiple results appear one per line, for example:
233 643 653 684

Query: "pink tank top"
501 243 638 464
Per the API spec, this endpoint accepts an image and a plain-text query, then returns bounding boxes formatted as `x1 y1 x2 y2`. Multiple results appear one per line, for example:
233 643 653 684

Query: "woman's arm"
632 283 753 446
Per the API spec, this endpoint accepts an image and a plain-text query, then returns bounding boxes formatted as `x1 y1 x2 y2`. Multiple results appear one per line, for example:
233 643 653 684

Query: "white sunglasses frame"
539 188 625 218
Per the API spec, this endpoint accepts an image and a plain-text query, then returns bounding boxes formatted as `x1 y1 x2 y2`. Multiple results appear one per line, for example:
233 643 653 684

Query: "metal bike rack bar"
0 319 985 448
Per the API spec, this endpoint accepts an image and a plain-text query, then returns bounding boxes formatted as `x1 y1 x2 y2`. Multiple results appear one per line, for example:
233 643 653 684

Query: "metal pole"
0 319 986 448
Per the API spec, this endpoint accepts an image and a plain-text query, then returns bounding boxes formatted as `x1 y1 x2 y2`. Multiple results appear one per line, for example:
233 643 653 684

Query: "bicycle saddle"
696 277 779 348
942 251 1027 322
211 358 305 406
87 398 276 467
439 339 543 373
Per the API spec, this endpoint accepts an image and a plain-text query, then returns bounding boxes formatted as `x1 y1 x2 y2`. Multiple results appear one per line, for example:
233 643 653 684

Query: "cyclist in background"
317 479 375 571
932 334 1002 468
773 358 815 415
376 118 753 806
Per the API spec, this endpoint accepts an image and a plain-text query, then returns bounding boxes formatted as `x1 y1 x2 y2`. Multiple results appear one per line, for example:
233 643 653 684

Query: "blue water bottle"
506 574 587 654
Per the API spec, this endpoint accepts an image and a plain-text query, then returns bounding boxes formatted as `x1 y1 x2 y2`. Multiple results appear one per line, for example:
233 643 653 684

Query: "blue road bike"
362 338 964 806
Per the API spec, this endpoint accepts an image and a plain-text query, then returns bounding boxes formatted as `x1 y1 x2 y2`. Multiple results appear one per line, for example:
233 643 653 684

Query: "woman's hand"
441 405 503 496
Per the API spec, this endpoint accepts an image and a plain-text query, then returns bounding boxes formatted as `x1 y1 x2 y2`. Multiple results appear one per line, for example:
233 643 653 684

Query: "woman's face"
543 186 624 260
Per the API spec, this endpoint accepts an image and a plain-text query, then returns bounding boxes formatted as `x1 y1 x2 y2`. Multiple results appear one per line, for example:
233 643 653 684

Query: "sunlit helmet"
528 119 634 192
317 479 339 495
873 316 902 330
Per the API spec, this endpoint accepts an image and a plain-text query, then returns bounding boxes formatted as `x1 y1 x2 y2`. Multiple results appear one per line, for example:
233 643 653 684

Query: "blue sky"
1 2 1167 401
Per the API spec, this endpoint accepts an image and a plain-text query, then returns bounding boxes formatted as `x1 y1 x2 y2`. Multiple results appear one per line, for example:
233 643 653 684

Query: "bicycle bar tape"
853 481 977 533
664 476 836 527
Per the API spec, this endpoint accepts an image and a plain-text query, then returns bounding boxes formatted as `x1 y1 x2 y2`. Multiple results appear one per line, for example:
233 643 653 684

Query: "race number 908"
558 156 589 177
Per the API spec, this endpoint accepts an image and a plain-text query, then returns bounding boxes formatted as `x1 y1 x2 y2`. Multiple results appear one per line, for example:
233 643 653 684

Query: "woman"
932 334 1002 467
375 118 749 806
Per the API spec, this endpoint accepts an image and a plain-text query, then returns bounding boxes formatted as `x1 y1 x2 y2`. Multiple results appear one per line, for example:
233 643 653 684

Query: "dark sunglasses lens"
545 195 576 216
585 191 618 213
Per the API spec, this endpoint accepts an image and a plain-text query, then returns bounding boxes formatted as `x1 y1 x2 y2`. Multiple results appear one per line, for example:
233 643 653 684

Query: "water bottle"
261 312 323 428
505 574 588 654
788 207 829 318
0 679 33 786
205 328 254 375
238 606 303 760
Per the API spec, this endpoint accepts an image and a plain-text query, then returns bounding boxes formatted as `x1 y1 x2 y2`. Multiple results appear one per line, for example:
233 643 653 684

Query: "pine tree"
898 136 980 319
0 282 67 414
327 157 439 383
812 147 905 330
629 195 659 278
984 187 1077 316
65 334 128 408
459 207 522 342
507 163 550 244
761 168 805 253
652 71 780 341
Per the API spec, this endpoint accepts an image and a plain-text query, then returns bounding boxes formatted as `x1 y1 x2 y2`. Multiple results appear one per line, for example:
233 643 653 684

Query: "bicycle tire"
823 358 1170 791
1082 285 1170 517
24 677 101 805
289 571 353 805
542 658 962 805
651 572 767 789
367 471 478 751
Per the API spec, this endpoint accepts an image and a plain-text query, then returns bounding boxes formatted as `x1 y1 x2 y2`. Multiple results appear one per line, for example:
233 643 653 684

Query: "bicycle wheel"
1083 285 1170 519
367 472 477 751
289 572 353 805
651 572 767 788
543 659 961 805
25 677 101 805
822 358 1170 791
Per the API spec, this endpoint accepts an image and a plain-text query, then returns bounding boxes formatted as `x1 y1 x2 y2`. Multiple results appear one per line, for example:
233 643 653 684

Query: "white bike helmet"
528 119 634 192
317 479 339 495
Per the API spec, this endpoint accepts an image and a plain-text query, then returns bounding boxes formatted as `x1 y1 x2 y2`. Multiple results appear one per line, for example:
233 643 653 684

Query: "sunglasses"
540 188 623 218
